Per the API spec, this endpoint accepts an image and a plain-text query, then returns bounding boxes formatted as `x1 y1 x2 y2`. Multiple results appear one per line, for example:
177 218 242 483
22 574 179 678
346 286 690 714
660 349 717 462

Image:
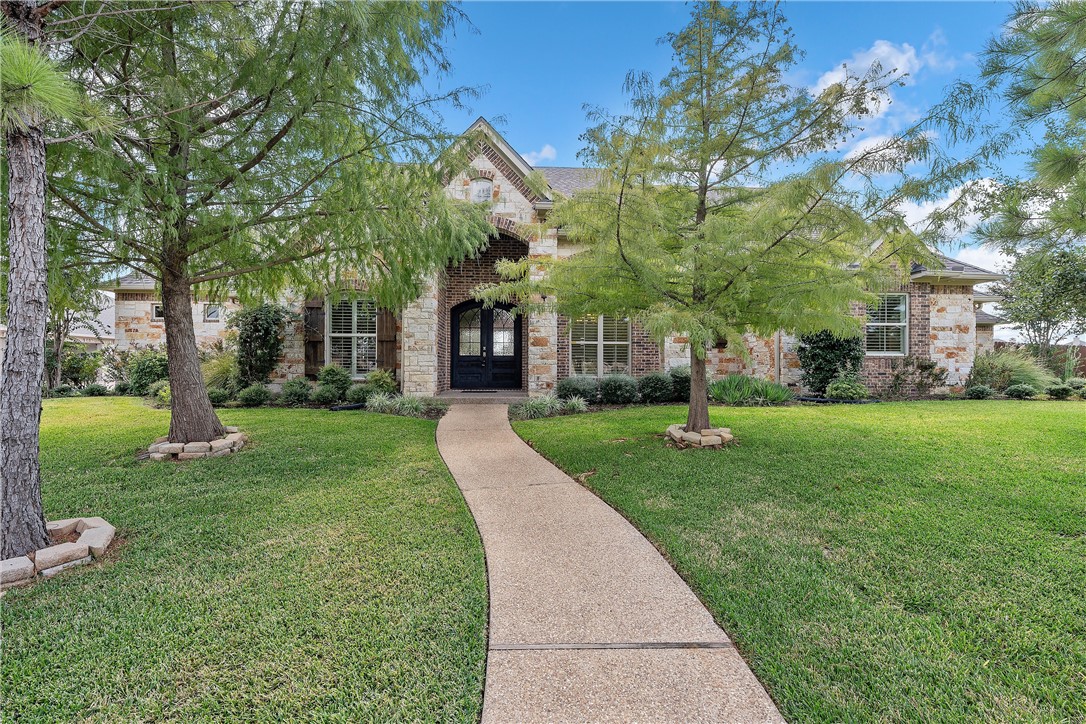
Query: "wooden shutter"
376 309 397 373
303 298 325 378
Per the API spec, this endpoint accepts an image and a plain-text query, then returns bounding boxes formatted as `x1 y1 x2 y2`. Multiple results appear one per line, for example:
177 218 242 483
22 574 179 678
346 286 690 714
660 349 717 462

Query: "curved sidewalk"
437 404 783 723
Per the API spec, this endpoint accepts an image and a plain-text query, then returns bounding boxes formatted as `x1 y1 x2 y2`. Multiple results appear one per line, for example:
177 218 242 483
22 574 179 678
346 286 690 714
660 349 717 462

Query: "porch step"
436 390 528 405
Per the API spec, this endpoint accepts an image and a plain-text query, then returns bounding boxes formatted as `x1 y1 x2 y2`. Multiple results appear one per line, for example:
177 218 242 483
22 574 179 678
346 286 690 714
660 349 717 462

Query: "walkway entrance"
450 301 522 390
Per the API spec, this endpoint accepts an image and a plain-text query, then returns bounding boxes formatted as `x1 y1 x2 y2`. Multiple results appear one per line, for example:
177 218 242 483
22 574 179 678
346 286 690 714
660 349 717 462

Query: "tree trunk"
685 344 711 433
1 4 50 558
161 268 225 443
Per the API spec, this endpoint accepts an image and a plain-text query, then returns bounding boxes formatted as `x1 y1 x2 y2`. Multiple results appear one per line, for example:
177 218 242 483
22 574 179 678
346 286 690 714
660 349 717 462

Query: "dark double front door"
451 301 522 389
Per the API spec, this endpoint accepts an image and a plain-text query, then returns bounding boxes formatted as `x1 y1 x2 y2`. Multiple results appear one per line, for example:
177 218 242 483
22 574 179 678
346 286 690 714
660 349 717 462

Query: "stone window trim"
865 292 909 357
203 304 223 323
324 296 378 379
151 303 165 320
570 315 632 377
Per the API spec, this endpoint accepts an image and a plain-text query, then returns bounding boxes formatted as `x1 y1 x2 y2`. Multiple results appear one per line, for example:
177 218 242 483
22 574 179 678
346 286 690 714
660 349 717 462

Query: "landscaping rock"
681 432 702 444
225 432 248 444
184 441 211 453
76 516 110 532
210 438 232 452
33 542 89 571
0 556 34 584
209 448 232 458
702 435 723 446
161 443 184 455
46 518 80 536
177 452 208 460
40 556 93 579
224 426 239 433
149 452 169 461
155 435 169 444
78 524 116 557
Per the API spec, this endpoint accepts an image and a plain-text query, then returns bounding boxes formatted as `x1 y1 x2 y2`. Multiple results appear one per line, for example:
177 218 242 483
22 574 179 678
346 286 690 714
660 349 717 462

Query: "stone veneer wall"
114 292 240 350
401 278 440 396
976 325 995 354
928 284 975 388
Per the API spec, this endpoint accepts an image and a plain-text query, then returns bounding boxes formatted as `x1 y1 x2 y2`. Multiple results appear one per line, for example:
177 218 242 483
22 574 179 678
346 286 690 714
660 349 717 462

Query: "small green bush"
826 372 869 400
49 384 78 398
206 387 231 406
556 375 599 401
1065 377 1086 390
1046 384 1074 400
318 365 352 399
967 350 1058 392
113 381 132 396
366 391 395 413
237 384 271 407
599 374 638 404
709 375 754 405
965 385 995 400
201 351 239 395
1004 383 1037 400
513 394 564 420
127 349 169 396
393 395 426 418
669 365 691 401
232 303 291 385
309 384 340 406
81 383 109 397
279 379 312 407
364 369 398 396
637 372 673 403
797 331 865 395
563 395 589 413
345 383 368 404
147 379 171 407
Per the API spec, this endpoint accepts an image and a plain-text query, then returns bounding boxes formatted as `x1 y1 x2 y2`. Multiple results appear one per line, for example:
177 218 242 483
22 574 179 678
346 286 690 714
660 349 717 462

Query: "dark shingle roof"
975 309 1005 325
537 166 603 197
911 254 1004 280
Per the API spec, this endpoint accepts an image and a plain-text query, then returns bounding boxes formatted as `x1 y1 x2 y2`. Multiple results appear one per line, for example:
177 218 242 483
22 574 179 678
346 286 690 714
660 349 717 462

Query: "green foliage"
309 384 341 407
1066 377 1086 390
392 396 426 418
637 372 674 403
113 381 132 396
45 343 100 389
511 395 565 420
147 380 171 408
201 350 240 395
0 28 80 133
797 332 865 396
1046 384 1074 400
48 384 78 398
990 249 1086 352
206 387 231 406
669 365 692 402
279 379 312 407
563 396 589 414
886 355 950 399
556 375 600 401
599 374 639 404
365 392 395 413
126 350 169 396
345 383 369 405
825 372 869 401
81 384 109 397
318 365 353 399
232 305 291 386
237 384 271 408
709 375 795 406
1004 383 1038 400
363 369 398 396
967 350 1059 392
965 385 995 400
100 347 133 383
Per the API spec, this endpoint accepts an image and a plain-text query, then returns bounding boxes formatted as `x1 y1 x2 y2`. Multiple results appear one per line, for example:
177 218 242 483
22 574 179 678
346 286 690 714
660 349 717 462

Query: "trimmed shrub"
206 387 231 406
965 385 995 400
637 372 674 403
364 369 398 396
796 331 865 396
1046 384 1074 400
366 391 395 413
393 395 426 418
512 394 563 420
279 379 312 407
127 349 169 396
81 383 109 397
49 384 78 398
345 383 368 404
318 365 352 399
599 374 638 404
556 375 599 401
967 350 1059 392
113 381 132 396
826 372 869 400
309 384 340 406
231 304 292 385
1004 383 1038 399
669 365 692 402
237 383 271 407
1065 377 1086 390
563 395 589 413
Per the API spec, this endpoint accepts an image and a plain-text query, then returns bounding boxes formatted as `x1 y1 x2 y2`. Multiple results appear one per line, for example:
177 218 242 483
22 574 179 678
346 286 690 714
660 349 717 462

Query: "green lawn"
2 397 486 721
514 401 1086 722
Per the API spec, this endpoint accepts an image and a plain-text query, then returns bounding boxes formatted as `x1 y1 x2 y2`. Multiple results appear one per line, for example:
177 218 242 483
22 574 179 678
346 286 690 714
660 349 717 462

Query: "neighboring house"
102 273 241 350
0 299 115 372
110 118 1006 394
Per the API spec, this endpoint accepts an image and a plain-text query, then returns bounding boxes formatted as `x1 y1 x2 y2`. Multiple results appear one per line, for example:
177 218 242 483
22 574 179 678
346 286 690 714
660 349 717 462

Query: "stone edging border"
145 426 248 461
0 516 116 591
666 424 735 449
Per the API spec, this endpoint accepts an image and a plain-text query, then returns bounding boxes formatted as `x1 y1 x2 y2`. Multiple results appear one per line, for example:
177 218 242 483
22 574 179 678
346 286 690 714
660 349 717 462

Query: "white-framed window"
571 315 631 376
203 304 222 323
151 303 165 320
470 177 493 204
865 293 908 355
326 298 378 377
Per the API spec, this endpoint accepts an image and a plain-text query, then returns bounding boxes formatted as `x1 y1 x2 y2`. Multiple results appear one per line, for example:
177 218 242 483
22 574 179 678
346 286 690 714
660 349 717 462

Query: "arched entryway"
451 300 523 389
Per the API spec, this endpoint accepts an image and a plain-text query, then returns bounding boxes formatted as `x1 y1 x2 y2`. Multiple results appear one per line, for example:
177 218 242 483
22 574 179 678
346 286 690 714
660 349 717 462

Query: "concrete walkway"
437 404 783 723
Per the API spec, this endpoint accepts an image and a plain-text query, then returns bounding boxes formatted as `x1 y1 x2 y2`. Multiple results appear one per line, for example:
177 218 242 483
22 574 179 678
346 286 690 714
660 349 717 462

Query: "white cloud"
812 40 922 96
951 245 1010 274
523 144 557 165
921 28 966 74
844 134 897 161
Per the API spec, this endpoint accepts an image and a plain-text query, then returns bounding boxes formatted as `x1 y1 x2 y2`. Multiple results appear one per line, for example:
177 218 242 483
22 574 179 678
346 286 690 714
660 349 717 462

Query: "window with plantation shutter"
865 294 908 355
571 315 631 376
326 298 378 377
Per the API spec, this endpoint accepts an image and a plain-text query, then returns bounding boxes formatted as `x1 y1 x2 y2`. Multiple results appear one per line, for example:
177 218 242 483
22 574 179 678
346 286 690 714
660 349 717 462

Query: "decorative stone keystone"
161 443 184 455
224 426 239 433
1 556 34 584
177 452 208 460
33 542 90 572
46 518 80 536
184 441 211 453
76 516 110 533
78 523 116 557
210 438 233 452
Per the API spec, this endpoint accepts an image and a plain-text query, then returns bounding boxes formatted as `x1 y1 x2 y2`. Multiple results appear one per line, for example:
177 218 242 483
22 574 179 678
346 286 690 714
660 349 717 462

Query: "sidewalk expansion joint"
490 641 734 651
